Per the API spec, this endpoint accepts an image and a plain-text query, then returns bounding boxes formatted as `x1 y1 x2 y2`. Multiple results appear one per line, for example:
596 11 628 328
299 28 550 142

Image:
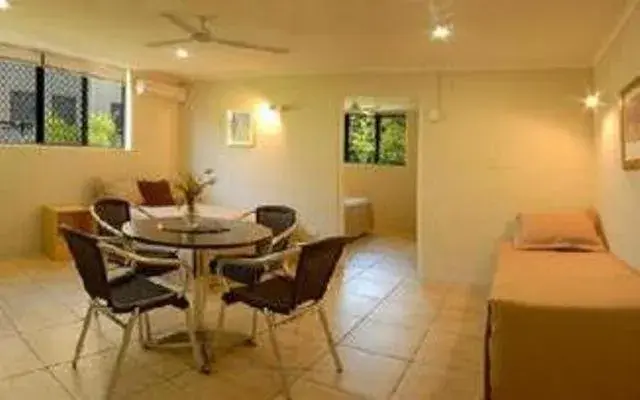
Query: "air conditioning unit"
135 79 188 103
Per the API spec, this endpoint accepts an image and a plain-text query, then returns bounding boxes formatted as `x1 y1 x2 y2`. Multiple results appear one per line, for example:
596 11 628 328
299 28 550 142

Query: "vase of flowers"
174 169 216 226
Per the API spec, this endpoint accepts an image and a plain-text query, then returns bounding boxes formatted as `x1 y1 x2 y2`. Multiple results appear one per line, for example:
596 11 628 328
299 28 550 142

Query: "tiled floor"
0 236 489 399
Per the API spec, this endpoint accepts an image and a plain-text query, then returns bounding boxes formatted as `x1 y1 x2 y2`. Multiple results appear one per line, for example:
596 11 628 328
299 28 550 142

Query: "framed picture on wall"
621 76 640 170
226 110 255 147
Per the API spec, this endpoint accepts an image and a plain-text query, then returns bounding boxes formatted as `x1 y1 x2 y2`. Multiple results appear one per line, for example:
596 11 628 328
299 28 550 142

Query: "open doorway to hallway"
339 96 418 272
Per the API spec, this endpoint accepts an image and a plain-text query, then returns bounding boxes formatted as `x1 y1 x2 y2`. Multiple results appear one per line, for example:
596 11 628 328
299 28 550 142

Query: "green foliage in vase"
174 169 216 206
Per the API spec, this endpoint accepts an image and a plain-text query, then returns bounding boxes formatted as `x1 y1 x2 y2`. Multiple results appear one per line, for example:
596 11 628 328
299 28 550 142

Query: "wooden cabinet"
42 205 94 261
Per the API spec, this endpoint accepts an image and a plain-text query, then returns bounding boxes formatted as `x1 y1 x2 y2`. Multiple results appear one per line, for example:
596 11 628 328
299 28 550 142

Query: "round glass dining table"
122 216 272 364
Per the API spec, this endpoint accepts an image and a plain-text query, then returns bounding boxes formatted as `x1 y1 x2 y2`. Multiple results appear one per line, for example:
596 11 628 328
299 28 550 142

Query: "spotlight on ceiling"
0 0 11 10
429 0 454 42
431 23 453 41
175 47 189 59
583 91 602 110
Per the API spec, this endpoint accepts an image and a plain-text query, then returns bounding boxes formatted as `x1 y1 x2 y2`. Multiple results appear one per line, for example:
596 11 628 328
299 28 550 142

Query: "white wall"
0 88 182 258
594 4 640 267
186 70 594 283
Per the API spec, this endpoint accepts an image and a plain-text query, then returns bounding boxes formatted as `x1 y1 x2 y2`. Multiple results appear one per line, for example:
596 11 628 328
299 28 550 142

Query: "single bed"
486 241 640 400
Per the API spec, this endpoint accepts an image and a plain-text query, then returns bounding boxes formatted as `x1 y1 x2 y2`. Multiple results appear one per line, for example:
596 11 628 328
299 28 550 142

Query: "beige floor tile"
236 328 328 372
0 335 44 379
50 349 164 399
343 319 427 360
0 369 73 400
282 308 364 342
172 368 281 400
339 276 400 300
431 311 486 339
392 362 448 399
0 310 16 338
272 379 366 400
341 250 383 271
0 273 42 300
414 329 484 372
1 292 80 333
23 321 115 366
368 295 438 329
126 341 195 379
121 381 185 400
305 346 407 400
325 291 382 317
393 362 483 400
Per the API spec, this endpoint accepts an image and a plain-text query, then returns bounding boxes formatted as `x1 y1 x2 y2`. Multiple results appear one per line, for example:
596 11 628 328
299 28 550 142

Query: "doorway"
339 96 418 265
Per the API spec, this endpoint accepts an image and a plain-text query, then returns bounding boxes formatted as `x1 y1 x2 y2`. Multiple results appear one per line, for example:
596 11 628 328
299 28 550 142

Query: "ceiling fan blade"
146 38 193 48
161 13 201 35
211 37 289 54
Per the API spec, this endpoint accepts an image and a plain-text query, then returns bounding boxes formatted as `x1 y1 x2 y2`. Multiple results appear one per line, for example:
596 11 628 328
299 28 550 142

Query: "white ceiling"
0 0 631 80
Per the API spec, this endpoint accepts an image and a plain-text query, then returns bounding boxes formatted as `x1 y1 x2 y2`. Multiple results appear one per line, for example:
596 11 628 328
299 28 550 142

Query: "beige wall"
342 111 417 238
186 70 594 283
0 90 182 258
594 4 640 267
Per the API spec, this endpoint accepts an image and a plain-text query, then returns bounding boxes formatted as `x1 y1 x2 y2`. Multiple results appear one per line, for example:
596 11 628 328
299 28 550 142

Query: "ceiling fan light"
431 23 453 41
0 0 11 10
175 47 189 59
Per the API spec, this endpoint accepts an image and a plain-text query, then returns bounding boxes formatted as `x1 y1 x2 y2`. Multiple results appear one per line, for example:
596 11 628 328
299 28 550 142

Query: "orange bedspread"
487 243 640 400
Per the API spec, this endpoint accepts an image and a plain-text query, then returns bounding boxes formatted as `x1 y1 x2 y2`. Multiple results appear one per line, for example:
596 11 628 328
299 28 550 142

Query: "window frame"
0 57 127 148
343 111 407 166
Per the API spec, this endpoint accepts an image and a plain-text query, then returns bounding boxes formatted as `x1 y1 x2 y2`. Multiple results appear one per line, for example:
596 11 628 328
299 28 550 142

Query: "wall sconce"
256 102 283 134
583 91 603 110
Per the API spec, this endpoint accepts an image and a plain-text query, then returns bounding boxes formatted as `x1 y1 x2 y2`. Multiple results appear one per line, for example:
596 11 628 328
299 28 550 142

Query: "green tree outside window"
345 112 407 166
45 112 120 146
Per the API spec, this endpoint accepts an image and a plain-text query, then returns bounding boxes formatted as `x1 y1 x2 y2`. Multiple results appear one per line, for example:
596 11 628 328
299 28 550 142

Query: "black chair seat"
109 274 189 313
222 276 295 314
210 256 283 286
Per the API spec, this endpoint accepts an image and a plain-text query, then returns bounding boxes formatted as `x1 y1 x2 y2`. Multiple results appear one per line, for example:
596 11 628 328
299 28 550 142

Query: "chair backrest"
255 205 297 251
292 236 348 306
60 225 111 302
91 198 131 237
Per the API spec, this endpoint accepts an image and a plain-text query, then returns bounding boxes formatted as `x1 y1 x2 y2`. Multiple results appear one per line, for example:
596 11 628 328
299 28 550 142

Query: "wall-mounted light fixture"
0 0 11 11
583 91 603 110
256 102 283 133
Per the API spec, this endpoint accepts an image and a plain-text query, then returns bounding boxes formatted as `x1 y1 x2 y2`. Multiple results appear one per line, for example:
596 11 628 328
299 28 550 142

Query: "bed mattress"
487 242 640 400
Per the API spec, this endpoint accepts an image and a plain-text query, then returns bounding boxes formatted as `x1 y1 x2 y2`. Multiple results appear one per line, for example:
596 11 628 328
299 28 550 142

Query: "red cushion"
137 180 175 206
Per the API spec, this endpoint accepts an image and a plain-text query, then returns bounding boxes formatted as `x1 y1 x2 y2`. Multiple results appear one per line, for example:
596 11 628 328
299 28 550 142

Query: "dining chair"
209 205 298 343
91 197 180 277
216 236 348 400
60 226 207 399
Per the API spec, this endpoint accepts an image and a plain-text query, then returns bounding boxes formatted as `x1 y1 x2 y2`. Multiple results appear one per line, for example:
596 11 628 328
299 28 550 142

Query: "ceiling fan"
146 13 290 54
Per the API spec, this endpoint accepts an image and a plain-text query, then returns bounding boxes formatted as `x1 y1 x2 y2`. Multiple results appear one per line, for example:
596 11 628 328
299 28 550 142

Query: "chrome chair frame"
70 240 207 399
216 241 345 400
214 206 299 344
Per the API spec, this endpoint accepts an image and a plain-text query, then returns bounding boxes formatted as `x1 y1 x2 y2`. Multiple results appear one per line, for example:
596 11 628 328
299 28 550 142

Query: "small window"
344 112 407 166
0 60 37 144
10 90 36 124
45 68 83 145
52 95 78 125
0 56 127 148
9 91 36 141
88 76 125 148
